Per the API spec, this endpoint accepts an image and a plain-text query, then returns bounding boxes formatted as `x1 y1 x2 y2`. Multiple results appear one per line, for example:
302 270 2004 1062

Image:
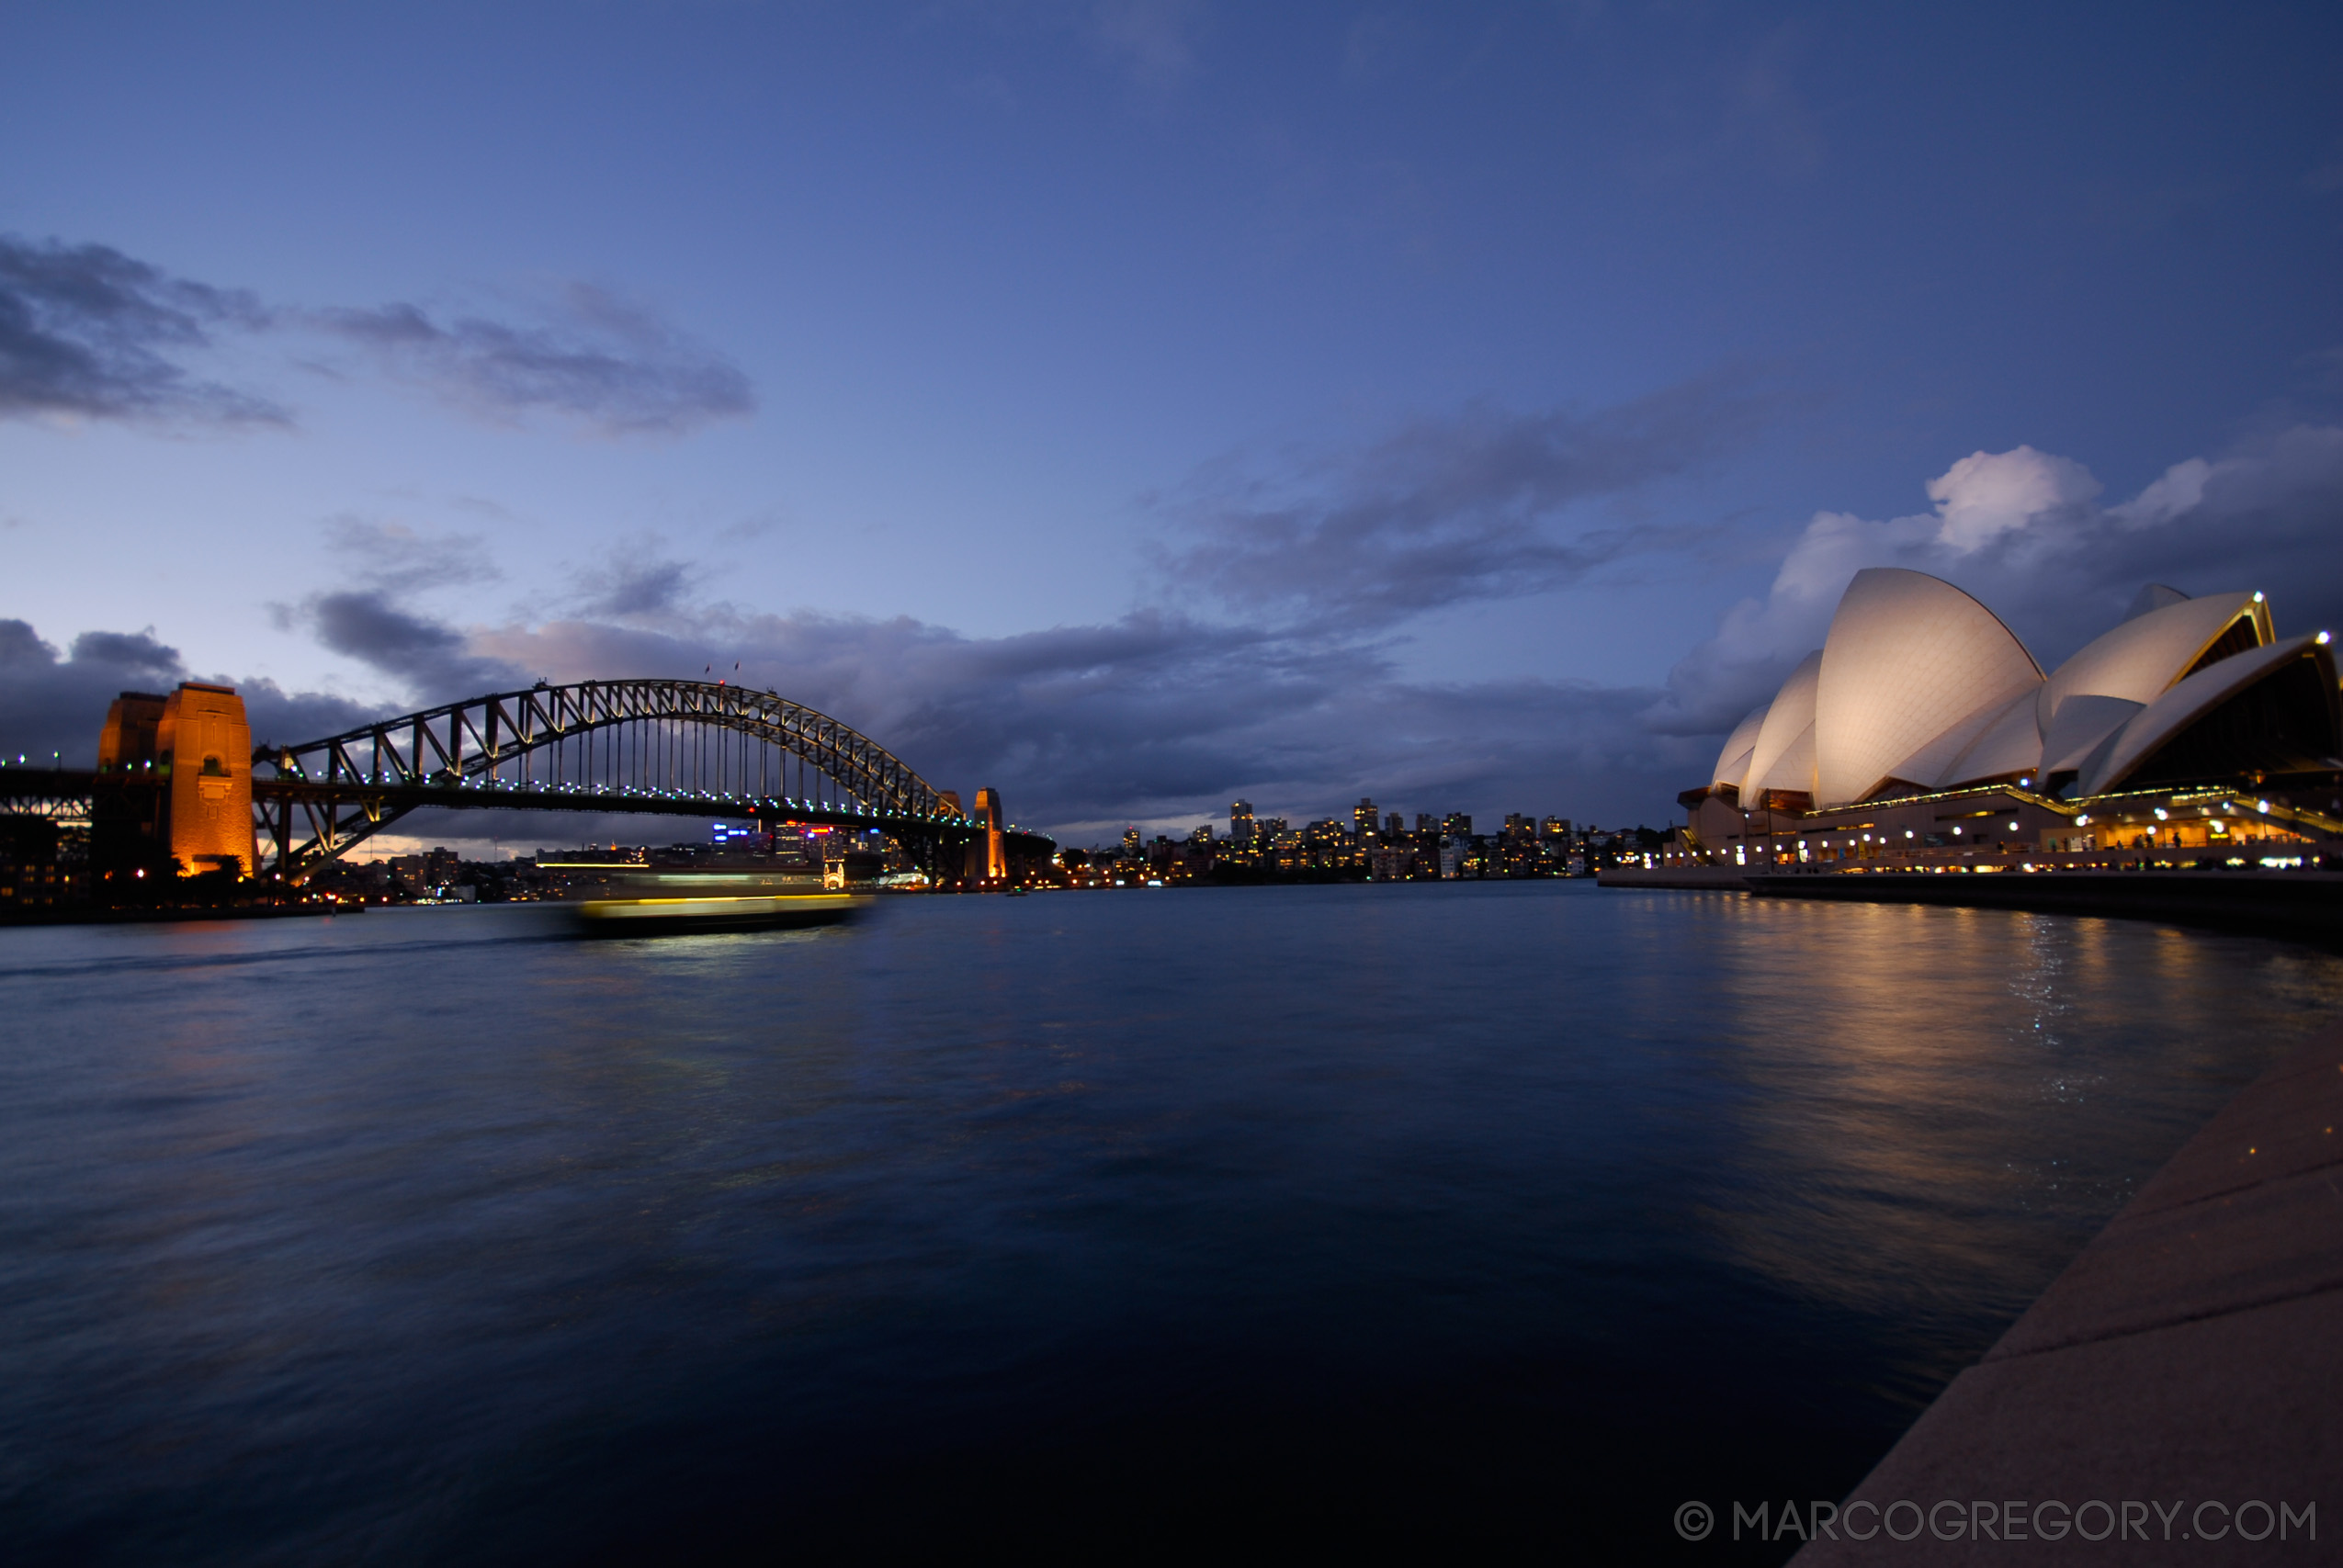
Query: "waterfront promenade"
1600 865 2343 944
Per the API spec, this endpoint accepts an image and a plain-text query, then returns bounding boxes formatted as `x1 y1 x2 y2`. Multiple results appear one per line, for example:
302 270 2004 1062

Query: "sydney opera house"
1674 570 2343 870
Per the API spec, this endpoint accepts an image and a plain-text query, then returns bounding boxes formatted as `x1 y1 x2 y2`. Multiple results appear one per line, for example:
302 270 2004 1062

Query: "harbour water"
3 883 2337 1562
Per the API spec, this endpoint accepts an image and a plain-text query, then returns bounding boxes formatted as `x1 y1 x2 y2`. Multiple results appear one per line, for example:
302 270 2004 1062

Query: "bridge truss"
248 678 1033 877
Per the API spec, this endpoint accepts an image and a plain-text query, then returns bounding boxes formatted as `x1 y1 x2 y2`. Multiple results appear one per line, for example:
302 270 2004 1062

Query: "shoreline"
1599 865 2343 945
0 902 362 929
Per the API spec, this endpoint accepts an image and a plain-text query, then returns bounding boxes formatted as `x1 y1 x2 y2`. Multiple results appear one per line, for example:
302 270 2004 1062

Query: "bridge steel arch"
252 679 1006 877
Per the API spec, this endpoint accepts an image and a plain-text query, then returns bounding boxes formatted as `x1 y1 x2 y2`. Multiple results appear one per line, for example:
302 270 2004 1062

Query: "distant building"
1353 797 1378 837
1273 828 1307 874
0 818 82 908
1229 800 1255 849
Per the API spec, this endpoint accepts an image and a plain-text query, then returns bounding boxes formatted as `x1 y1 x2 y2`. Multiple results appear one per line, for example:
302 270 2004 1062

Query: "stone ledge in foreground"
1792 1025 2343 1565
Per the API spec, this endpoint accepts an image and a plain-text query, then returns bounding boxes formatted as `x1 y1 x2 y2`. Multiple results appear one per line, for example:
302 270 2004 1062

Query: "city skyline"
5 4 2341 840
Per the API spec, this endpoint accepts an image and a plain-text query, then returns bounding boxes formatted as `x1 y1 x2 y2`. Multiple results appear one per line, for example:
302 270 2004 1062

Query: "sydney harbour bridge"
0 676 1053 882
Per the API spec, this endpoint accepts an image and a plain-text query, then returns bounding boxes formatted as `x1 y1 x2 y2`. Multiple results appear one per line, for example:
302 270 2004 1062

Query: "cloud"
0 619 373 765
1149 373 1772 628
450 601 1702 837
323 514 502 595
571 546 696 619
313 284 755 436
0 235 285 425
2 233 753 441
301 590 525 700
1925 445 2103 552
1648 425 2343 735
63 628 183 678
689 420 2331 828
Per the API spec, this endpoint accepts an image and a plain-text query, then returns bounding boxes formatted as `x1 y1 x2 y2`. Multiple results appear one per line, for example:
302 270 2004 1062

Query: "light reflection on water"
0 885 2336 1563
1680 897 2334 1388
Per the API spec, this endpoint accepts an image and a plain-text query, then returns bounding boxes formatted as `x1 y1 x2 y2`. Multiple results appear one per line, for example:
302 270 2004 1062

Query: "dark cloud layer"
323 515 502 595
15 395 2330 838
303 591 526 700
1151 373 1771 627
0 592 1691 836
462 604 1699 837
316 420 2343 836
572 550 696 618
0 620 373 765
314 286 754 436
0 235 283 424
0 234 753 439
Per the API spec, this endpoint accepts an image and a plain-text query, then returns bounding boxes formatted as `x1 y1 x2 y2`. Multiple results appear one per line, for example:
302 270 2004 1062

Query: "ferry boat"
571 888 871 935
554 860 872 936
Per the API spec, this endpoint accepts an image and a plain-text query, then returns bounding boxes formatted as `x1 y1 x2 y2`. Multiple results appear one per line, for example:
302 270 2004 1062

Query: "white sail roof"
1711 703 1771 793
1937 685 2047 789
1675 572 2315 811
2077 634 2328 795
1875 693 2009 794
2041 694 2145 774
2034 591 2267 781
1745 651 1822 799
2043 590 2265 714
1813 569 2043 806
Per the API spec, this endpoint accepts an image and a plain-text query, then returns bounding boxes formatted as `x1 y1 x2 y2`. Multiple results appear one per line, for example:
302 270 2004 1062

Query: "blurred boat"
572 890 870 935
566 870 871 935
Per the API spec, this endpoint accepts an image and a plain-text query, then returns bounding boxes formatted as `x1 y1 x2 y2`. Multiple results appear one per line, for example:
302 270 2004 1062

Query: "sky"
4 0 2341 846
